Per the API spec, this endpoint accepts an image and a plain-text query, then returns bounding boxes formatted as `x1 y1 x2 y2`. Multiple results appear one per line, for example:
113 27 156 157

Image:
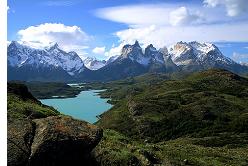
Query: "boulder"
29 116 102 166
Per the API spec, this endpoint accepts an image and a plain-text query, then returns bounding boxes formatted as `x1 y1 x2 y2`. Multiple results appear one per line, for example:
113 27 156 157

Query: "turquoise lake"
40 90 112 123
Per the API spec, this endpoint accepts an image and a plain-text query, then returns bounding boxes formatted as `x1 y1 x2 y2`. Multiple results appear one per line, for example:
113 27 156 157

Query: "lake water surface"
40 90 112 123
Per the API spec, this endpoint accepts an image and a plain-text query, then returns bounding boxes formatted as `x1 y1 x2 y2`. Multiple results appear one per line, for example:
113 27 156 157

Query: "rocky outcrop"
7 119 35 166
29 116 102 166
8 116 103 166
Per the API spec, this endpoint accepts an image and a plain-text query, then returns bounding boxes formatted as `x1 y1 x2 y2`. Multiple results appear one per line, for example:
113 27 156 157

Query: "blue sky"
8 0 248 62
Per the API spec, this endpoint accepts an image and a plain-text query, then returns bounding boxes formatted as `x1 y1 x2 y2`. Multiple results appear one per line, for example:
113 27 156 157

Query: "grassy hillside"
94 129 248 165
97 69 248 142
91 69 248 165
7 83 60 120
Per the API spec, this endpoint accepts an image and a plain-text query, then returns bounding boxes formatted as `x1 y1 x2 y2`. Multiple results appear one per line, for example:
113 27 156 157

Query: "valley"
7 69 248 165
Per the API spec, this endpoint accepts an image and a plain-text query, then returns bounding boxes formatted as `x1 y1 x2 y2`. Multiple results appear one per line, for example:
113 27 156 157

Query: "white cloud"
92 46 105 54
114 23 248 49
102 22 248 58
115 25 157 46
95 4 206 27
204 0 248 16
169 7 202 26
17 23 91 56
96 2 248 58
104 43 125 57
95 4 171 27
231 52 248 63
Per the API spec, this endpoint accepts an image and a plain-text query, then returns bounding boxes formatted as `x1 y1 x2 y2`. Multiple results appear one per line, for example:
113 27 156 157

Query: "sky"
7 0 248 62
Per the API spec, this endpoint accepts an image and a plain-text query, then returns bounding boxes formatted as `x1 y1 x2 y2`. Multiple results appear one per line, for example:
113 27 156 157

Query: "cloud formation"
92 46 105 54
95 2 248 57
169 7 202 26
112 23 248 50
17 23 91 56
104 43 125 57
204 0 248 16
231 52 248 63
95 4 206 27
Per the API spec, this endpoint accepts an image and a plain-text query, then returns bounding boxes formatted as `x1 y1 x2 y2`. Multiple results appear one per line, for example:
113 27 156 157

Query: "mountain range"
7 40 248 82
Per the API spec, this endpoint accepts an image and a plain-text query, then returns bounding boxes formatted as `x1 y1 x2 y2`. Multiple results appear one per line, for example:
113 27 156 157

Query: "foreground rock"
29 116 102 166
7 119 35 166
8 115 103 166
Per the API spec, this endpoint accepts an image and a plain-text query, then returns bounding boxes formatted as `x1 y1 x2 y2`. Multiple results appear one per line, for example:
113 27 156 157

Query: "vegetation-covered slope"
7 83 60 119
91 69 248 165
96 69 248 141
93 129 248 166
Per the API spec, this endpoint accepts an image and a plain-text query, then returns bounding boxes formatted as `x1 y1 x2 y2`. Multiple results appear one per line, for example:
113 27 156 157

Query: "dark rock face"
8 116 103 166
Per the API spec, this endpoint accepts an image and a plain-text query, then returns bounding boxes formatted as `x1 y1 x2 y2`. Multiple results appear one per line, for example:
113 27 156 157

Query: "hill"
87 69 248 165
96 69 248 141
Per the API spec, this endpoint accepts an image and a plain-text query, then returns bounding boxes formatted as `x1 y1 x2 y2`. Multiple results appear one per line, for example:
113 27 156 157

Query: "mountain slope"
168 41 248 73
7 40 248 82
7 41 88 81
86 69 248 165
89 41 178 81
86 41 247 81
96 69 248 141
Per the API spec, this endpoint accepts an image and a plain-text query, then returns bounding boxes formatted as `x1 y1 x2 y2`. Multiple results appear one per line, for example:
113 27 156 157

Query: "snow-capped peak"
8 41 86 75
106 55 119 65
168 41 235 66
47 43 60 50
83 57 106 70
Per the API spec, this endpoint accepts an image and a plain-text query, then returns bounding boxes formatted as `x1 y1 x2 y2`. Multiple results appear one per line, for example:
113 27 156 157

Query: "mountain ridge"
8 40 248 82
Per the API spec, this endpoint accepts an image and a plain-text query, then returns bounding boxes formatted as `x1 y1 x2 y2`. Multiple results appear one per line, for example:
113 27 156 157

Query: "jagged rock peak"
46 42 61 51
133 40 141 47
8 41 28 50
145 44 157 52
159 46 169 56
121 41 143 58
